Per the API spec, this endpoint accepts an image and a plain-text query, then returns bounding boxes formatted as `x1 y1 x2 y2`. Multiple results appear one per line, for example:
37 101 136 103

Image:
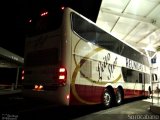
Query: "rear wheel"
115 89 123 105
102 89 113 108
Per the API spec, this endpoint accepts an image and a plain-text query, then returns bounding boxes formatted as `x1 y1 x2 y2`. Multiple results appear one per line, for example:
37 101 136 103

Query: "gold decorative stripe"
73 39 81 66
71 44 122 104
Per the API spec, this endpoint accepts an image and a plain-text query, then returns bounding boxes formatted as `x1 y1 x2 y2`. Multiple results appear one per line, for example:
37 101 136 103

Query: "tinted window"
71 12 149 66
71 13 119 53
122 67 150 83
26 10 63 37
144 74 150 84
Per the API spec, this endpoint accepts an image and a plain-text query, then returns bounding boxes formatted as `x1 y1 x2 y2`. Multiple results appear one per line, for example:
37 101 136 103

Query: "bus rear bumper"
22 89 70 106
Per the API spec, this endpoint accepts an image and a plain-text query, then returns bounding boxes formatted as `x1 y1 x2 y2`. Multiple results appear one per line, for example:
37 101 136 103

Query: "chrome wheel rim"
116 91 121 104
104 92 111 106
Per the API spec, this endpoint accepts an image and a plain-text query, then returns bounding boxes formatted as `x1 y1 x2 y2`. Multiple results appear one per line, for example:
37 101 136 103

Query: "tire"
115 88 123 105
102 89 113 108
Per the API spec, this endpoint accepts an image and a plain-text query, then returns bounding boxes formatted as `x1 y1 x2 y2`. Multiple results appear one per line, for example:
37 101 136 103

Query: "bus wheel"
102 89 113 108
115 89 123 105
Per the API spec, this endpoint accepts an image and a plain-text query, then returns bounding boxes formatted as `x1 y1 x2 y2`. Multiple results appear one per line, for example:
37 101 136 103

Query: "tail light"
21 69 24 80
58 67 67 85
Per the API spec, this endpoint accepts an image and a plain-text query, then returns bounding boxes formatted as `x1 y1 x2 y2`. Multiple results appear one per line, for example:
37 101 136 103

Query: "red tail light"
58 67 67 85
21 69 24 80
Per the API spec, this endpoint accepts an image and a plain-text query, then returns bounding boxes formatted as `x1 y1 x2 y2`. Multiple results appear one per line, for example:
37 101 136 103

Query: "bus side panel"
70 31 101 105
69 33 119 105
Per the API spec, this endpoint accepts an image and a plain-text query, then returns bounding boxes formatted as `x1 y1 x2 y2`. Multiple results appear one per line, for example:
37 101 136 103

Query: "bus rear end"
22 8 72 106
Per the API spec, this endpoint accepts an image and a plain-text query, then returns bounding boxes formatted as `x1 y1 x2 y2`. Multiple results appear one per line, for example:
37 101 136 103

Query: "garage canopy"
0 47 24 68
96 0 160 53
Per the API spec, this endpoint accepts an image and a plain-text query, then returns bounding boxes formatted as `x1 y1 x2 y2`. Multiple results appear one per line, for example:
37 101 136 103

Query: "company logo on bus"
126 58 143 71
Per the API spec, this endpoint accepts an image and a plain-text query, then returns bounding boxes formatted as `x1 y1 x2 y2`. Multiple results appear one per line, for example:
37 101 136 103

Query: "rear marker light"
35 85 38 89
39 85 43 89
66 94 70 100
21 70 24 80
21 76 24 80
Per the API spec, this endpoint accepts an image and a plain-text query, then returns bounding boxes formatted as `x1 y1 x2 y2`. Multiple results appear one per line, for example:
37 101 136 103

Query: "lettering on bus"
96 53 118 81
126 58 143 71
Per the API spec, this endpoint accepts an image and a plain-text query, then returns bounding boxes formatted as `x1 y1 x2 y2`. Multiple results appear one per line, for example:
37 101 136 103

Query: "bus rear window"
25 48 59 66
26 10 63 37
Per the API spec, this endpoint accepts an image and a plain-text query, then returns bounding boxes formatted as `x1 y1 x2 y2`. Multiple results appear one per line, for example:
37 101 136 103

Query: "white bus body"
23 7 151 108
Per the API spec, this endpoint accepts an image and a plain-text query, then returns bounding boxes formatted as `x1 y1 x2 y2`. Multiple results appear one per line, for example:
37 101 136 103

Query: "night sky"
1 0 102 57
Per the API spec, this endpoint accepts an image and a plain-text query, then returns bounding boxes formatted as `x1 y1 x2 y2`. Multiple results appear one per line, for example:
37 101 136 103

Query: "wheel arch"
106 85 115 97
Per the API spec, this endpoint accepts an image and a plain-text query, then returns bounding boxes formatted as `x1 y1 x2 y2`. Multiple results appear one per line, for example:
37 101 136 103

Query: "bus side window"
152 74 158 81
139 73 142 83
152 74 154 81
122 67 129 82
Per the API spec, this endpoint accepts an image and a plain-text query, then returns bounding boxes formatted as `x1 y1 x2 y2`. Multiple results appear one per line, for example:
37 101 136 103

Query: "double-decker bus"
22 7 151 108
